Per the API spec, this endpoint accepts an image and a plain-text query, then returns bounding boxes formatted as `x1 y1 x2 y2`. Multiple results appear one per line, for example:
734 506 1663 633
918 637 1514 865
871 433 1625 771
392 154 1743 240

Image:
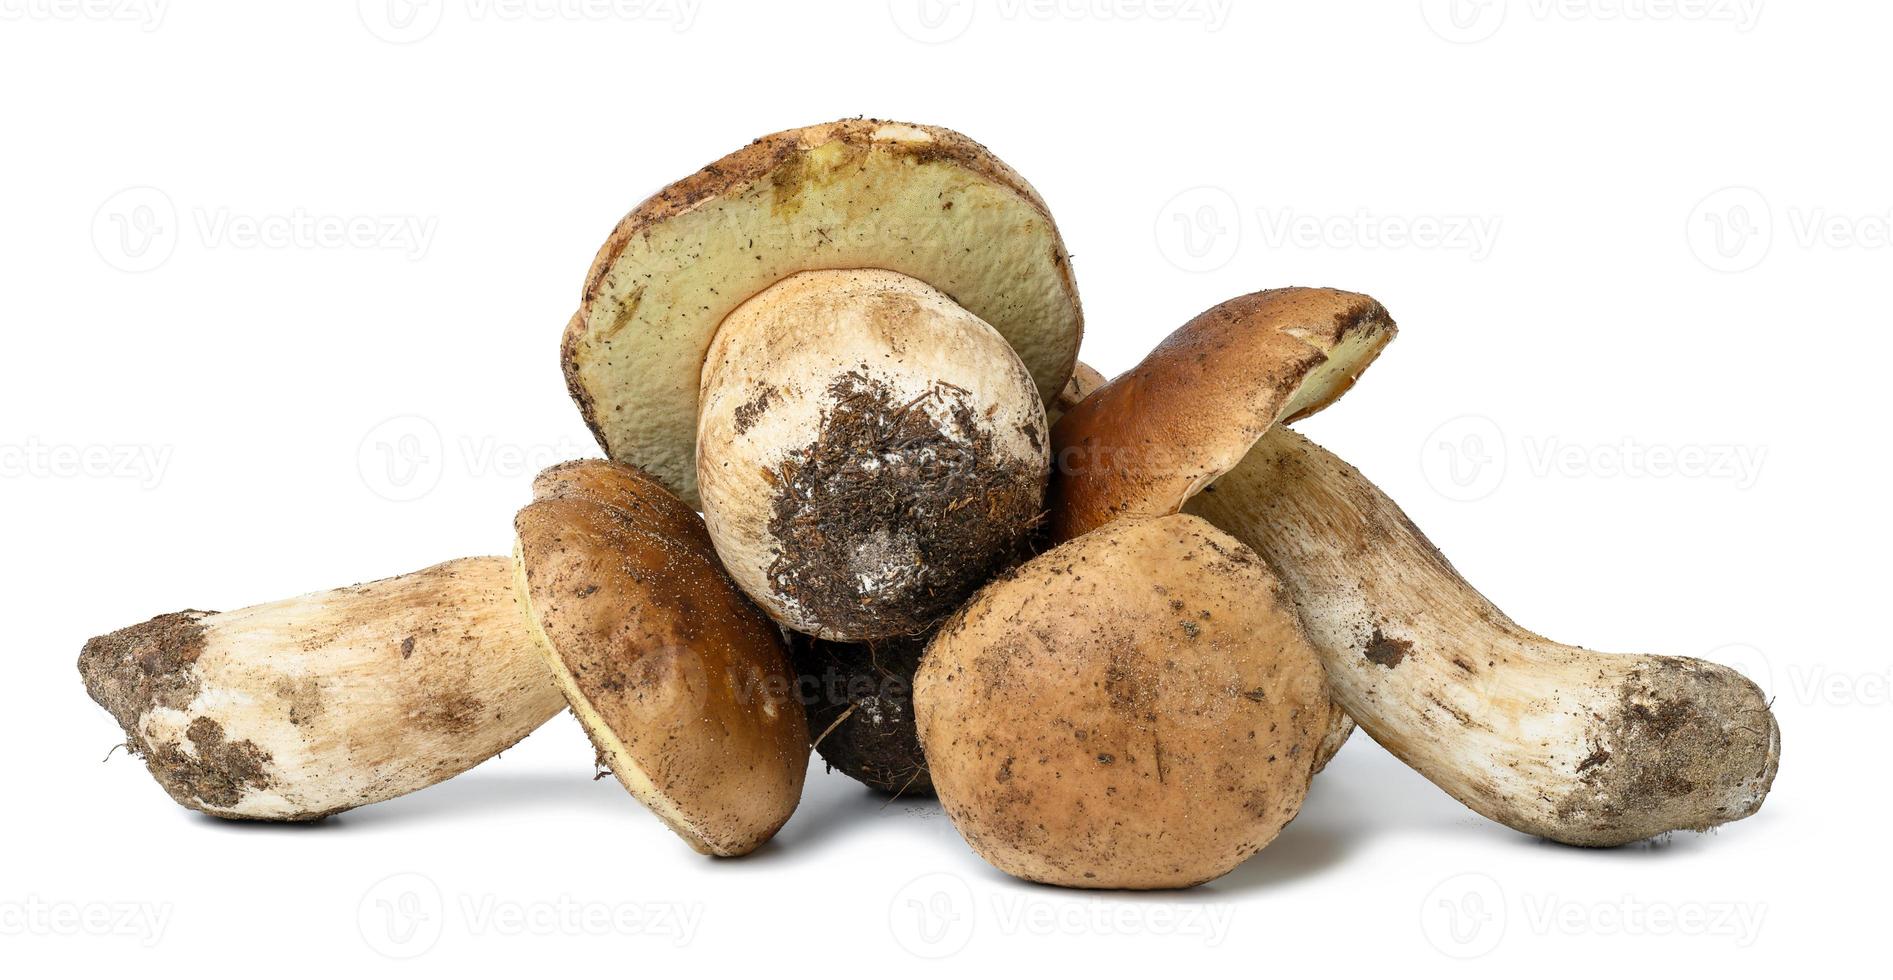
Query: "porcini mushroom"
1049 287 1393 543
512 459 809 856
563 119 1082 641
1051 293 1780 845
914 514 1331 890
1185 429 1782 846
78 558 565 821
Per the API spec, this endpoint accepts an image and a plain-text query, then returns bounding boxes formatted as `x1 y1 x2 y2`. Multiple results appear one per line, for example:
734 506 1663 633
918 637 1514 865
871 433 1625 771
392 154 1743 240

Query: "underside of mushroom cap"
563 118 1085 507
513 460 809 857
1049 287 1394 543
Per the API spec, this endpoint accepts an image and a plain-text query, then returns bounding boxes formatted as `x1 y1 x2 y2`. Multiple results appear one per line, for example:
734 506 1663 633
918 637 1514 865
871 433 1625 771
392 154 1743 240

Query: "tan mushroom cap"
564 118 1085 507
1049 287 1394 542
915 514 1330 890
512 460 809 857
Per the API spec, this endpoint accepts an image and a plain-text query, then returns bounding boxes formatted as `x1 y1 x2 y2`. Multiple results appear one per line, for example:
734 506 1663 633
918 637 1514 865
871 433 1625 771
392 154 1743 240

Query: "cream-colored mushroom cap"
512 460 809 857
914 514 1330 890
564 118 1084 508
697 268 1048 641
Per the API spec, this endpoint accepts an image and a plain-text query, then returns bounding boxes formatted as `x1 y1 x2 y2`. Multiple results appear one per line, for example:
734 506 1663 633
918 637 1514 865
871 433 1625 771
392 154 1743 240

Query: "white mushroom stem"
79 557 565 821
1186 429 1780 846
697 268 1049 641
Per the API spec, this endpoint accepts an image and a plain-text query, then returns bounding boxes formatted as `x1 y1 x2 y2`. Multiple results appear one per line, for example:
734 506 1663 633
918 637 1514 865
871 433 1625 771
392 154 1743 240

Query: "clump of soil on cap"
766 371 1042 639
791 631 932 795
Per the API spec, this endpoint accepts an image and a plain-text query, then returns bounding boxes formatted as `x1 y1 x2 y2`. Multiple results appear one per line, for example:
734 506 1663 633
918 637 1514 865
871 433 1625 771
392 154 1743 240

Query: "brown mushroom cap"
512 460 809 856
914 514 1330 890
563 118 1084 507
1049 287 1394 542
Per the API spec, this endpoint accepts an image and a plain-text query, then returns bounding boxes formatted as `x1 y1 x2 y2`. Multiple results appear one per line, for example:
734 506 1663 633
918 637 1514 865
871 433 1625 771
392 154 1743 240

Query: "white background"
2 0 1885 974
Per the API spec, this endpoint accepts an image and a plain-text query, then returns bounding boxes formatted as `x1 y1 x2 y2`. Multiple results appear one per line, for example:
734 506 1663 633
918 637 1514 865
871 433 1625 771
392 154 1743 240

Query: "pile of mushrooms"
80 119 1780 887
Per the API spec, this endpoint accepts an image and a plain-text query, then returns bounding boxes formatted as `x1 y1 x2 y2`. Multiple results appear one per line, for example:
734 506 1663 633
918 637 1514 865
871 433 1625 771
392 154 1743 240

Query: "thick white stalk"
80 557 565 821
1187 429 1780 846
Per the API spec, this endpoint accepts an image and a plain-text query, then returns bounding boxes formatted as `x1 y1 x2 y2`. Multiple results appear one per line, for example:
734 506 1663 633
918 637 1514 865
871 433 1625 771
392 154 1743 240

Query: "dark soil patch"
765 371 1042 639
790 631 932 795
